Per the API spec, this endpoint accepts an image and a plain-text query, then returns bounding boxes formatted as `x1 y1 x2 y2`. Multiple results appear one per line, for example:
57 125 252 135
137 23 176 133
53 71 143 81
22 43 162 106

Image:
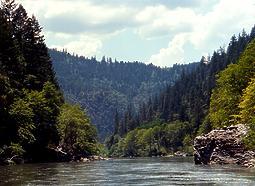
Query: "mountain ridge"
50 50 199 139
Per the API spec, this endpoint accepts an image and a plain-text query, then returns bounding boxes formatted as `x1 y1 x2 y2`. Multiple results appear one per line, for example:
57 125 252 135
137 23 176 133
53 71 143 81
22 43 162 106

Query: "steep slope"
210 39 255 128
107 26 255 156
50 50 199 139
194 39 255 167
0 1 63 162
0 0 99 164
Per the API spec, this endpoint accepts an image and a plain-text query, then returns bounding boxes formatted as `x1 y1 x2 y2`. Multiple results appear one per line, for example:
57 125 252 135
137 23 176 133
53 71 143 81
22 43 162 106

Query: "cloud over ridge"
18 0 255 66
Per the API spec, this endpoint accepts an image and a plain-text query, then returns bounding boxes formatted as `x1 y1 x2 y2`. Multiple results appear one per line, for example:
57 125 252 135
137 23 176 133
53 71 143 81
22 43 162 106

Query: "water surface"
1 157 255 185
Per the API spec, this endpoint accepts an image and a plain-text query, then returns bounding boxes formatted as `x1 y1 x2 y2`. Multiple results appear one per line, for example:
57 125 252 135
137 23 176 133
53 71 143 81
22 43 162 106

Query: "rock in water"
194 124 255 167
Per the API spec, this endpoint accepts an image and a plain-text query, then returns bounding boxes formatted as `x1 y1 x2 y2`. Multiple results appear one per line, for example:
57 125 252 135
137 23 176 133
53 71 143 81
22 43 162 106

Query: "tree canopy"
210 39 255 128
107 26 255 156
0 0 99 163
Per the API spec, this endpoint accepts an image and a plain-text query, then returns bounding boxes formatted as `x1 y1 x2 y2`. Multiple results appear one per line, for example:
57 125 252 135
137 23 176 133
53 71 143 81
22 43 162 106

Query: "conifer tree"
0 0 66 162
0 7 25 85
1 0 16 22
114 109 120 135
21 15 56 89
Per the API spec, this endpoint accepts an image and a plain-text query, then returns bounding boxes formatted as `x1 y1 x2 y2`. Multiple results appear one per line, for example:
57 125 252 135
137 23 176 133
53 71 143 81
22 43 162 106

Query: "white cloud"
16 0 255 67
18 0 138 34
135 6 196 39
47 33 103 57
148 0 255 66
17 0 139 58
149 33 190 67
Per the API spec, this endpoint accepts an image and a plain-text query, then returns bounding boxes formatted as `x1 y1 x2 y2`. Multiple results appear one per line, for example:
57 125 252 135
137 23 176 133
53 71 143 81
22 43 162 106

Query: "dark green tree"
114 109 120 135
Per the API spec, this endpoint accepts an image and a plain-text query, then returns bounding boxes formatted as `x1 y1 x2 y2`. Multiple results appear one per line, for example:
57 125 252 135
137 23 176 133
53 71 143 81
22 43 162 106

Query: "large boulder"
194 124 255 167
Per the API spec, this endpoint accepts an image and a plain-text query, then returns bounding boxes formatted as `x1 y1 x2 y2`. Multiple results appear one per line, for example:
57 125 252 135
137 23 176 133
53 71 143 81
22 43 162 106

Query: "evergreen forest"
1 0 255 164
51 49 199 139
106 27 255 157
0 0 99 164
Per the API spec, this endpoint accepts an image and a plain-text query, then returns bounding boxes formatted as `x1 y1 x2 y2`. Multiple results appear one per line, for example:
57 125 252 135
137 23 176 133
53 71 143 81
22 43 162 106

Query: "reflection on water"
0 157 255 185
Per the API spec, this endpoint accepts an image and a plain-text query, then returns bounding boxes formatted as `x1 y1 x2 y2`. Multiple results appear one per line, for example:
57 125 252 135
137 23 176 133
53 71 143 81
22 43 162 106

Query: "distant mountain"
50 50 199 139
105 26 255 157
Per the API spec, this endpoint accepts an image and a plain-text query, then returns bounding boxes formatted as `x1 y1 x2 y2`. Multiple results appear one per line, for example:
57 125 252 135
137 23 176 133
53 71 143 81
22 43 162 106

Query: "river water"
0 157 255 185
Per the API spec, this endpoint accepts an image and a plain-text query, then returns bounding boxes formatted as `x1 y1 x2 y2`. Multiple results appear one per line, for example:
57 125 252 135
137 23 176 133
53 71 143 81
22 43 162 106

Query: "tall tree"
22 15 57 89
210 39 255 128
113 109 120 135
0 0 69 162
1 0 16 22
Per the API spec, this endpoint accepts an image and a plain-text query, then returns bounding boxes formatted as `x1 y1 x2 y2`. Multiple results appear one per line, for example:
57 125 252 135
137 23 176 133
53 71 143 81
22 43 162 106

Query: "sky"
17 0 255 67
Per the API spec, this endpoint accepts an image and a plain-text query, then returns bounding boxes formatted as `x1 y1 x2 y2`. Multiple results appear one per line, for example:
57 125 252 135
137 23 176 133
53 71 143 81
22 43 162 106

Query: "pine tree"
12 4 28 48
0 0 67 162
22 15 56 89
1 0 16 22
210 39 255 128
114 109 120 135
227 35 238 64
250 25 255 41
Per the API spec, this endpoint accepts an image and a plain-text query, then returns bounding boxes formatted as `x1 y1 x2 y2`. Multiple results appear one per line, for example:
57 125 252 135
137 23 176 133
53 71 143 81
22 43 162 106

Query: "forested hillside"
107 26 255 157
51 50 199 139
209 38 255 148
0 0 99 164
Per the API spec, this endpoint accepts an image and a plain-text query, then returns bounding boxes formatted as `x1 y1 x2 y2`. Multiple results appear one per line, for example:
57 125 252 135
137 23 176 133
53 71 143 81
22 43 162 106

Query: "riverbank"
0 146 110 166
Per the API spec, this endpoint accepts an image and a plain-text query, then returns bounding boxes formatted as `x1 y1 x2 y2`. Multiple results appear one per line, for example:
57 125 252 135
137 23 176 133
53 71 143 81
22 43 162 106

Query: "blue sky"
17 0 255 67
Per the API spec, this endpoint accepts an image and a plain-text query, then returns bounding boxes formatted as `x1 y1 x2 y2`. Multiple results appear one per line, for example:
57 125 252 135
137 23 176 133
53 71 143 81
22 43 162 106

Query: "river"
0 157 255 185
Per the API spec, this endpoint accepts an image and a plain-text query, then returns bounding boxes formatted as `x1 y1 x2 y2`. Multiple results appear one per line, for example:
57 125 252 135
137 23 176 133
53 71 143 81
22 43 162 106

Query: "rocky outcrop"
194 124 255 167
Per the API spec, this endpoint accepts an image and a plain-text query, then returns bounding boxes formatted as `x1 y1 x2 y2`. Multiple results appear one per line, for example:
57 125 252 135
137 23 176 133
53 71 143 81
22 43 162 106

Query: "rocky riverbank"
194 124 255 168
0 146 109 166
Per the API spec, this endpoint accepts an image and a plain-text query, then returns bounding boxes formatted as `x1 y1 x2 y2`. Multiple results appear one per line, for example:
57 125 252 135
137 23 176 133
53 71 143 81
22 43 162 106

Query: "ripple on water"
1 157 255 185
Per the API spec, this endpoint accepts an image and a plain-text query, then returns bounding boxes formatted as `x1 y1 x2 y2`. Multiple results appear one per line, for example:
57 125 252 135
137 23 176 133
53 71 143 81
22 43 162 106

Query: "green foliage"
137 118 163 129
208 39 255 149
243 127 255 150
0 143 25 159
210 39 255 128
182 135 193 154
0 0 85 162
51 49 199 139
110 120 193 157
110 27 255 153
25 82 63 147
163 121 192 151
7 143 25 157
210 64 241 127
57 104 98 156
239 79 255 149
109 28 255 155
0 81 63 160
123 129 139 157
197 115 212 135
9 98 35 144
239 78 255 124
